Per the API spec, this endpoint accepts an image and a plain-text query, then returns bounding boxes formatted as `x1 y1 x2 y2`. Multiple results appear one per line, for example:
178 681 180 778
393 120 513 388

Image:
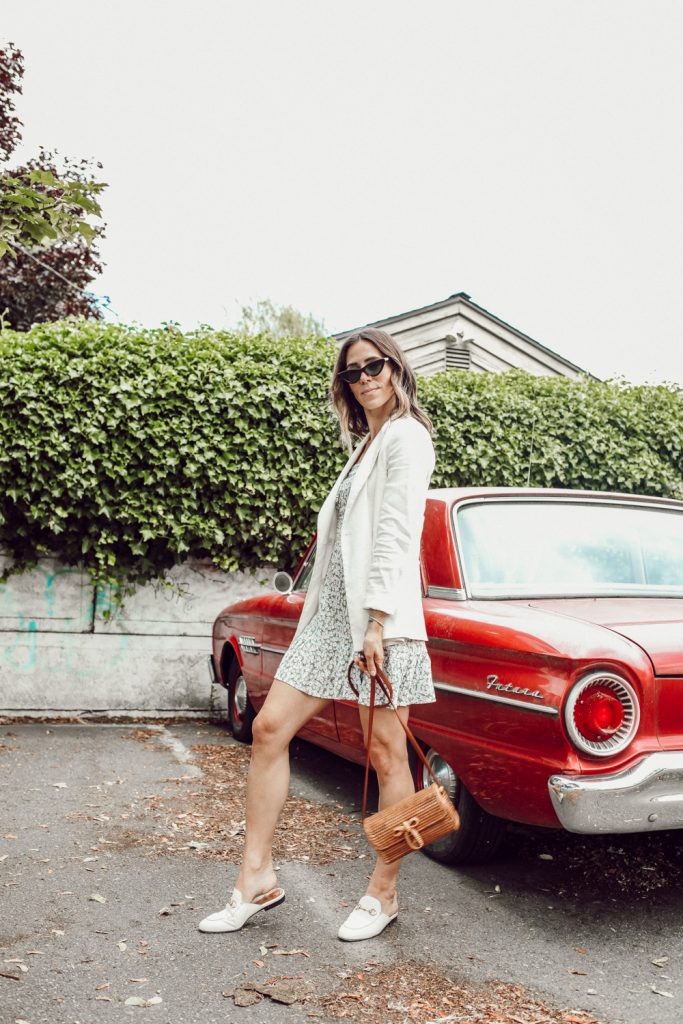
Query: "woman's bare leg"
356 703 414 915
235 679 331 901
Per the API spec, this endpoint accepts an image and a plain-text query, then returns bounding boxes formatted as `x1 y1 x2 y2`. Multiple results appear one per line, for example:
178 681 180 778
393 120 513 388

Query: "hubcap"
420 748 460 854
233 674 248 719
421 749 459 802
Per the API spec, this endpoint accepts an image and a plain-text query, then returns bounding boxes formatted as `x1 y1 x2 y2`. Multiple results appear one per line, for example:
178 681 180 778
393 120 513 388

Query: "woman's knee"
252 708 289 752
369 738 409 782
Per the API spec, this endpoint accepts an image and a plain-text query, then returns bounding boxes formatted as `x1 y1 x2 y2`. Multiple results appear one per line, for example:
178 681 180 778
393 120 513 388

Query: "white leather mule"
198 886 285 933
337 894 398 941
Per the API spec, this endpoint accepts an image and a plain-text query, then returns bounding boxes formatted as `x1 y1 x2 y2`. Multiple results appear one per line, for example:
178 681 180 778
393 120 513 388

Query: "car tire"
410 745 506 864
226 662 256 744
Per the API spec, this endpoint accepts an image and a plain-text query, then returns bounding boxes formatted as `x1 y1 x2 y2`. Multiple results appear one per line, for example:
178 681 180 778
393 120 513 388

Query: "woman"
199 327 436 941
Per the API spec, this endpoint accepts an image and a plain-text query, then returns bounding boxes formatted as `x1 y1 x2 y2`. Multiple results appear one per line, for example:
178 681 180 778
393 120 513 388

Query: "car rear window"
455 500 683 598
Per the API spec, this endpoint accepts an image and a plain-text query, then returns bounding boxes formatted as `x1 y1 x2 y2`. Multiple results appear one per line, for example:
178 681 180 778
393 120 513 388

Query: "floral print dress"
275 464 435 708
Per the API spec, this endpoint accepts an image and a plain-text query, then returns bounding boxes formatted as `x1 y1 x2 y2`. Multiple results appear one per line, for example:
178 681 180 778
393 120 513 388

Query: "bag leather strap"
347 658 443 821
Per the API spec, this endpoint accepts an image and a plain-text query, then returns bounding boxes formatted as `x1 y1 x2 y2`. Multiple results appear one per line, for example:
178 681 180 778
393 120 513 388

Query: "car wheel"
411 746 506 864
227 664 255 743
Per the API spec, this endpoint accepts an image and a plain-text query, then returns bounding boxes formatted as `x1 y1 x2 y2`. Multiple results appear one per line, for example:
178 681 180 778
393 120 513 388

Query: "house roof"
336 291 592 377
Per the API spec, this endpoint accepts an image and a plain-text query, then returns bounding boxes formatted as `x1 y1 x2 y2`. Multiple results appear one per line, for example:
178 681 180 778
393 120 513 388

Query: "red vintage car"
208 487 683 863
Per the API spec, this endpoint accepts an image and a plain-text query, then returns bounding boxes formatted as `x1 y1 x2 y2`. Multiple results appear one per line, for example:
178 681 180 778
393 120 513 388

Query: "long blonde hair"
330 328 433 451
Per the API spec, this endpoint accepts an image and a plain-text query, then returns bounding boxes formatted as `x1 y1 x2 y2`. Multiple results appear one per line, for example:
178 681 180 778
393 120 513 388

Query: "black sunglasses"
337 356 390 385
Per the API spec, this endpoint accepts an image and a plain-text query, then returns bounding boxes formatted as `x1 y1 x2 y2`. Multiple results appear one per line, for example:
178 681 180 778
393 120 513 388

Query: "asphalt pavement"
1 720 682 1024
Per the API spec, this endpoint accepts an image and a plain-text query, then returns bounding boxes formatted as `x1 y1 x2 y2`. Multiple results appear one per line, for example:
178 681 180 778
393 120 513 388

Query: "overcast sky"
5 1 683 384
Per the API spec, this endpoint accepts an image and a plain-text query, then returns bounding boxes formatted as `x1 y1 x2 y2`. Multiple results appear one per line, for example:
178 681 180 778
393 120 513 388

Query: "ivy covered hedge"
0 319 682 593
421 369 683 496
0 320 341 589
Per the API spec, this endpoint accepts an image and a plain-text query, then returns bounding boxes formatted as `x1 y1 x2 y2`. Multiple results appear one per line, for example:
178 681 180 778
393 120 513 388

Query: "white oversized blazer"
293 414 435 652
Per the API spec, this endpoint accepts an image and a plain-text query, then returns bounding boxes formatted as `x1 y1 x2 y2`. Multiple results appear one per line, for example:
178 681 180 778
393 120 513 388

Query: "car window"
455 500 683 598
293 544 316 593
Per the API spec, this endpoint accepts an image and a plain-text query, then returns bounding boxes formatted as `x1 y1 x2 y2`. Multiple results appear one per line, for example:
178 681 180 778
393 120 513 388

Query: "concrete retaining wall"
0 556 273 713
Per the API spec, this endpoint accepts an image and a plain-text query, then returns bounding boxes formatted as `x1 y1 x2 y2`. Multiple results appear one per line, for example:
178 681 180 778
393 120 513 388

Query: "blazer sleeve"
362 421 435 616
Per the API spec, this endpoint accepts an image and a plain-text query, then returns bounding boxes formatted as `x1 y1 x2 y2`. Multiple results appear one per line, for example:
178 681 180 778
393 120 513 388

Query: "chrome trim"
433 680 559 716
451 495 683 601
292 543 316 592
486 673 544 701
261 644 287 656
238 635 260 656
206 654 218 686
425 585 466 601
548 752 683 834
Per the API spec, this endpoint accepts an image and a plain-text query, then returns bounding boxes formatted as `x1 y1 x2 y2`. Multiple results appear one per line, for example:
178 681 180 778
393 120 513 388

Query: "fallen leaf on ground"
227 978 315 1006
123 741 360 865
4 961 28 973
311 960 605 1024
89 893 106 903
271 948 310 957
228 988 263 1007
124 995 162 1006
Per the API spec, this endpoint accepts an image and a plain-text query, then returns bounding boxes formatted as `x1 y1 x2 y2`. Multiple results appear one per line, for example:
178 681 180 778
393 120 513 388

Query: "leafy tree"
0 42 22 161
0 42 106 328
236 298 328 338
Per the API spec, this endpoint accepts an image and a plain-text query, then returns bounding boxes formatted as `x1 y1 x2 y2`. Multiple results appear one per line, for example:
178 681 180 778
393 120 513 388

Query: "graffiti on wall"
0 564 128 675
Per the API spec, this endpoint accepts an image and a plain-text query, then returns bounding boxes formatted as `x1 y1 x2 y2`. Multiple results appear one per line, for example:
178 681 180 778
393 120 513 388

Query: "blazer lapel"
344 418 391 519
315 433 370 543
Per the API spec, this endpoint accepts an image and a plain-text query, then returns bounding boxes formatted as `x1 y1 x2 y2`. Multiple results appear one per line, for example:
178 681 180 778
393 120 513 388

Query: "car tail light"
564 672 639 757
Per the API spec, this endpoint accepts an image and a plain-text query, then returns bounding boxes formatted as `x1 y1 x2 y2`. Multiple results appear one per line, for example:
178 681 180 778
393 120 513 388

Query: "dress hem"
273 675 436 709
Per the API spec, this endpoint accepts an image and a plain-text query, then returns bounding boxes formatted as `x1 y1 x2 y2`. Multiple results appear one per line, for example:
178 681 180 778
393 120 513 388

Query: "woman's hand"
355 620 385 678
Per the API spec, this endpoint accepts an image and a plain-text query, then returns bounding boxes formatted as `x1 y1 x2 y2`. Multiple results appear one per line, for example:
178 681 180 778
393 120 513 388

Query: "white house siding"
337 292 592 380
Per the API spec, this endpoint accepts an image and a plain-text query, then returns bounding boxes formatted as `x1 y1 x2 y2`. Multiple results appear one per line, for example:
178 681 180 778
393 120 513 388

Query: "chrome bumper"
207 654 218 686
548 752 683 834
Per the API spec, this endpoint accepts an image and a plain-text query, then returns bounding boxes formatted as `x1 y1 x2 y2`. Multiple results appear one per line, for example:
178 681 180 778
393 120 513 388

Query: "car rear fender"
218 637 243 688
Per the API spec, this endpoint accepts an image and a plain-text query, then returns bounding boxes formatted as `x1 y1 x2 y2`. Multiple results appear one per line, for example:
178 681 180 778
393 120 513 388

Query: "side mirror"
272 570 294 594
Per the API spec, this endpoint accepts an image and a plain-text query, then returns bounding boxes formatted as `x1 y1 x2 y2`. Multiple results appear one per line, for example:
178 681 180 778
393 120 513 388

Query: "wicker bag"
348 660 461 864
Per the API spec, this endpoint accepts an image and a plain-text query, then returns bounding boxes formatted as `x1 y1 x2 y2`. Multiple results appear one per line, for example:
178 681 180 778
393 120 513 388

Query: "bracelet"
367 615 384 629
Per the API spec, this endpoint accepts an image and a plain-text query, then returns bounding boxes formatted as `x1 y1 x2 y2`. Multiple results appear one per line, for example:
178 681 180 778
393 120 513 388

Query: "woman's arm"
356 423 434 678
363 422 434 616
356 607 387 678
